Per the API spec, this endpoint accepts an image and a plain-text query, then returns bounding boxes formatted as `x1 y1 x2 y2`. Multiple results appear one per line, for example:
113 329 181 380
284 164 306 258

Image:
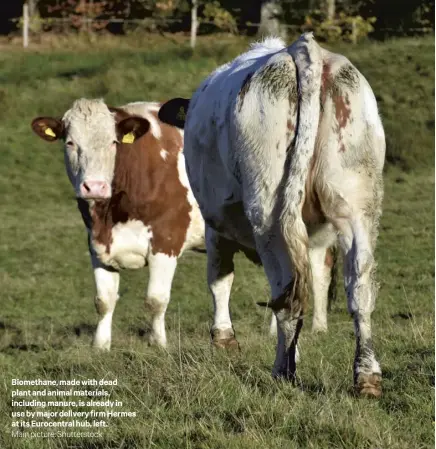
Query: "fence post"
351 18 357 44
89 0 93 34
190 0 198 49
23 3 29 48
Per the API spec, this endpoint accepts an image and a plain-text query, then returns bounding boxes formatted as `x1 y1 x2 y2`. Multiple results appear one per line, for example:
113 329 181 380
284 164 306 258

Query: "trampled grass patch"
0 34 434 448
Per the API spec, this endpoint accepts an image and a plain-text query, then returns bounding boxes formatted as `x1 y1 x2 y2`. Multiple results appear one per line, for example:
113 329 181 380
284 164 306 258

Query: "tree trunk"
326 0 335 20
258 0 286 40
23 3 29 48
190 0 198 49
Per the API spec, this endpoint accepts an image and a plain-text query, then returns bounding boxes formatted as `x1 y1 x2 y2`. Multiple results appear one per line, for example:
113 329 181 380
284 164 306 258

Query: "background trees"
4 0 435 39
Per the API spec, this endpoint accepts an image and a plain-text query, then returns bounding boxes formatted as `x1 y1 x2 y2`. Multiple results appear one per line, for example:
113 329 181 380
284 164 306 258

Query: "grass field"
0 34 434 449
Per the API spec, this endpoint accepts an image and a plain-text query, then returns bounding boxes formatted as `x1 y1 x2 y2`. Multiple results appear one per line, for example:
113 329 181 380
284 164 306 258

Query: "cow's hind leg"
269 313 301 363
253 229 303 380
335 213 382 397
206 226 239 349
145 252 177 347
92 261 120 351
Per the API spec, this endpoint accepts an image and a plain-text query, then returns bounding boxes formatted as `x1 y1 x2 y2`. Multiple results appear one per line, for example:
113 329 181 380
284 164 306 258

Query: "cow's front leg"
145 252 177 347
206 226 239 349
269 313 277 336
92 260 120 351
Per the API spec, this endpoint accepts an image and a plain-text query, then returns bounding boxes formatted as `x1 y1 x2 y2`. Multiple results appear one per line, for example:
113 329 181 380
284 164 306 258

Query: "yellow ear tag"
122 132 135 144
176 106 186 121
44 127 56 138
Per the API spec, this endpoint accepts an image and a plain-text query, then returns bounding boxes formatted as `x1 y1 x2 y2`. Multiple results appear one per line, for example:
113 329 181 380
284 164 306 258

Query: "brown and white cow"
159 33 385 396
31 99 205 350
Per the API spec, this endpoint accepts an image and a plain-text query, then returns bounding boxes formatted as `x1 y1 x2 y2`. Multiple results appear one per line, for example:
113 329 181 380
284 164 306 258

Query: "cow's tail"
279 33 323 313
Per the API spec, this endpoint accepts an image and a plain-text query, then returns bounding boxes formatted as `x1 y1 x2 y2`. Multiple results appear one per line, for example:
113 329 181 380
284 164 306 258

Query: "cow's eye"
66 141 74 147
113 140 119 145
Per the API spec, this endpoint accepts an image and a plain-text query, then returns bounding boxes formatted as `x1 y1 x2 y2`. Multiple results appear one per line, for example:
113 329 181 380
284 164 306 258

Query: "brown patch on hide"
320 60 353 153
334 93 351 131
324 248 334 268
320 61 331 106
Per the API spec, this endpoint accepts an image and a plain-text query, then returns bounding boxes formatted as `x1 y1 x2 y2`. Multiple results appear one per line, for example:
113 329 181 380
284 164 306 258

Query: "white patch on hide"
92 220 153 270
177 152 205 251
123 101 162 139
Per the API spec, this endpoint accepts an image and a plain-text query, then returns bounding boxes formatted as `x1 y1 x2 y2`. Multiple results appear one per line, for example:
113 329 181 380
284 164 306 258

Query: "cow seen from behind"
159 33 386 397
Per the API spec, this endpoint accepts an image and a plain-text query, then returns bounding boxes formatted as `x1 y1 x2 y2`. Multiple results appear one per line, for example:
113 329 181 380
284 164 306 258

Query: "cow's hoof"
213 337 240 350
211 328 239 351
356 373 382 398
147 333 167 348
92 339 111 351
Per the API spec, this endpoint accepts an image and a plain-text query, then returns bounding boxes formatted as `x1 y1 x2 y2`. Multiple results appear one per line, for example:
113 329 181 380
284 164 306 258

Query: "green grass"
0 34 434 449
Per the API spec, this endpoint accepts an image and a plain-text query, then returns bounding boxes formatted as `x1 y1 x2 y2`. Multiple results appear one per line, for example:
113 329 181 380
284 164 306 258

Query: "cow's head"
31 99 149 200
158 98 190 129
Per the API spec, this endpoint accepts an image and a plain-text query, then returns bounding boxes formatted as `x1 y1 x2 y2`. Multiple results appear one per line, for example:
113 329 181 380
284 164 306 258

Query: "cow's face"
31 99 149 200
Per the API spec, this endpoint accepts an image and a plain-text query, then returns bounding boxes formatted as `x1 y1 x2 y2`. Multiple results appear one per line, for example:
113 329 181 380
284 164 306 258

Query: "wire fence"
12 8 434 49
12 15 298 30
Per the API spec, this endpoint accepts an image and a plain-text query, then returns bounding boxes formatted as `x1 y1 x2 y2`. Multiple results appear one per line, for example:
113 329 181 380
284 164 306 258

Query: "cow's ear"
116 117 150 144
108 106 130 123
31 117 64 142
158 98 190 129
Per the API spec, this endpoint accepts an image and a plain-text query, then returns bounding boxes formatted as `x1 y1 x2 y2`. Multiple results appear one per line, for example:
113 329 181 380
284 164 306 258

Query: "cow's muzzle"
79 180 111 199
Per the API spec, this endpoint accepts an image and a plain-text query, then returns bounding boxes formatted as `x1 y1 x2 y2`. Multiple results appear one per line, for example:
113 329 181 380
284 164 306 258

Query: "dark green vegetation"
11 0 434 37
0 35 434 448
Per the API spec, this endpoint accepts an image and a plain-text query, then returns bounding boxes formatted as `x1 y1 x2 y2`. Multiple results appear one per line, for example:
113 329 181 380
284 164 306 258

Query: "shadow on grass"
73 323 95 337
298 380 327 396
2 341 65 354
57 67 102 80
127 325 152 339
0 321 99 353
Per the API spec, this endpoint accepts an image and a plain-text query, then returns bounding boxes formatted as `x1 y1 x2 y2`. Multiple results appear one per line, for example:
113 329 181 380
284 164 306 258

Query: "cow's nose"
80 181 110 199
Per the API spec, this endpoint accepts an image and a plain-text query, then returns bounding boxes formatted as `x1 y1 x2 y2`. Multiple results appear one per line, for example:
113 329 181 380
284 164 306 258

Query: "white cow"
159 33 385 397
